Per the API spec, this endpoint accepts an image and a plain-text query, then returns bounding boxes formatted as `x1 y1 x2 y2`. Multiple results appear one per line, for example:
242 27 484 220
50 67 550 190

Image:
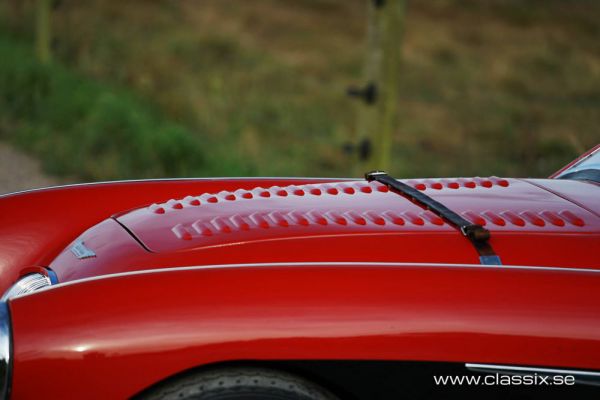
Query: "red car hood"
49 177 600 282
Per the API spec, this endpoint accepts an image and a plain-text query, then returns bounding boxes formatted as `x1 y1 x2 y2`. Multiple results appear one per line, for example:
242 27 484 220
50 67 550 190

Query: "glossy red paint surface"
46 177 600 283
526 178 600 217
1 170 599 399
10 264 600 399
118 178 598 253
0 178 336 293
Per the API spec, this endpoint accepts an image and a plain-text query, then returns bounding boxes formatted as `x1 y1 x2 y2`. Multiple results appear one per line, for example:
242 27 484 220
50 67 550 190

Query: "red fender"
0 178 336 292
9 263 600 399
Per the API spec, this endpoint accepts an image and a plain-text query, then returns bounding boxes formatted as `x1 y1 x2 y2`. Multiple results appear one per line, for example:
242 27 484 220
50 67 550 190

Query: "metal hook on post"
347 82 378 105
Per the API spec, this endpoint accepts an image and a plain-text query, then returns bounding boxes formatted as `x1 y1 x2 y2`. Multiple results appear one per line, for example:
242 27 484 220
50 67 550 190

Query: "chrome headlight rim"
0 301 11 400
0 270 57 303
0 268 57 399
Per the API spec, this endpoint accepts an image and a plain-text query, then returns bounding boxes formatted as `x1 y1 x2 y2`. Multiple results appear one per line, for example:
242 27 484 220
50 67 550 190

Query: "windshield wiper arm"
366 171 502 266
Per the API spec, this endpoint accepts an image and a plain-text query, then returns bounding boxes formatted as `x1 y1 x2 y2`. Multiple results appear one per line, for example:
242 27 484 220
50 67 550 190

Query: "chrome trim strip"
51 262 600 289
466 363 600 386
0 302 11 399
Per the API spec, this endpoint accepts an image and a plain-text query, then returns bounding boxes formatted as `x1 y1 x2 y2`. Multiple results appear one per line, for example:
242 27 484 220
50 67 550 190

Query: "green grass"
0 34 213 180
1 0 599 180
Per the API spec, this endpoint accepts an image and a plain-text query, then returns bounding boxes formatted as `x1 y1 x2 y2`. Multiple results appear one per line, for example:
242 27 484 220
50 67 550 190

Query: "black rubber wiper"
366 171 502 265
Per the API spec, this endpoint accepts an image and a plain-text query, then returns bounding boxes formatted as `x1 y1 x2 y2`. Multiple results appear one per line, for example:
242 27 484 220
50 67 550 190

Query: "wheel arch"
131 359 468 400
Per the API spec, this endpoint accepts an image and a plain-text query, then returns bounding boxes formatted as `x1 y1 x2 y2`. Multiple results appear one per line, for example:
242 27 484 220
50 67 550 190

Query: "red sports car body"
1 145 599 399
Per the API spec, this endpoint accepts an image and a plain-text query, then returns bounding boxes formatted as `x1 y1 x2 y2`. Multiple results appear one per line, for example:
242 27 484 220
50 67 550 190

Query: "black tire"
139 366 341 400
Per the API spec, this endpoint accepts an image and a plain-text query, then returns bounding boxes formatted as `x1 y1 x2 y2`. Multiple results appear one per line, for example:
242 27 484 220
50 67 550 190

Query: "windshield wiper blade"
366 171 502 266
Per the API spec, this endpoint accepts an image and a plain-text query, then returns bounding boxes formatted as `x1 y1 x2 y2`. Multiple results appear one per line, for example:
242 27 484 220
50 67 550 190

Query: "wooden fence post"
35 0 52 64
351 0 405 173
377 0 404 170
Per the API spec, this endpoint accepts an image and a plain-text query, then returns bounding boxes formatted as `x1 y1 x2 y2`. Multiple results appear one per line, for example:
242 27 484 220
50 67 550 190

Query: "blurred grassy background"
0 0 598 182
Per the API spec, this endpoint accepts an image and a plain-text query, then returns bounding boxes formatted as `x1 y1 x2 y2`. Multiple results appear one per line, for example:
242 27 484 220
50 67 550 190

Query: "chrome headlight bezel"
0 270 57 399
0 301 11 400
0 272 56 302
